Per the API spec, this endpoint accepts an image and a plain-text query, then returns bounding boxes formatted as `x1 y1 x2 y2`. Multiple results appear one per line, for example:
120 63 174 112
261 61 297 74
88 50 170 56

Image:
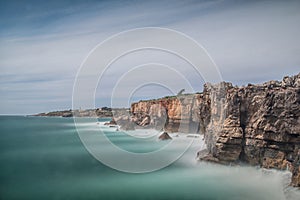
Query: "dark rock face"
130 73 300 187
159 132 172 140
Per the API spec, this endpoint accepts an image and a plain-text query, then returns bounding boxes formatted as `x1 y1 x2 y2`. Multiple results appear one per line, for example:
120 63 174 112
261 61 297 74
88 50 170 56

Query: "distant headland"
32 107 114 118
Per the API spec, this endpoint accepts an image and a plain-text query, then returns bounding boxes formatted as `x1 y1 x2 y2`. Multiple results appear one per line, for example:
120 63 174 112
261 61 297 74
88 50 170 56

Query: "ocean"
0 116 299 200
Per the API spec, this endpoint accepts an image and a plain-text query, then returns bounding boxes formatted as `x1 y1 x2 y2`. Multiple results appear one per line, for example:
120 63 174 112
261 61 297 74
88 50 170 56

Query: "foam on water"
77 120 300 199
1 116 299 200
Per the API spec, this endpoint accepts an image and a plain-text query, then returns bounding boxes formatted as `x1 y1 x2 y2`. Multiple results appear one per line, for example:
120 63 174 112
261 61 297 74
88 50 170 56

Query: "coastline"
30 72 300 188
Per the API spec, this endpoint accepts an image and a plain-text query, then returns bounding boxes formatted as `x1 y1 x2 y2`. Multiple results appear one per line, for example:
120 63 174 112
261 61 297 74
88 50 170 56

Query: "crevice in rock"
238 98 247 161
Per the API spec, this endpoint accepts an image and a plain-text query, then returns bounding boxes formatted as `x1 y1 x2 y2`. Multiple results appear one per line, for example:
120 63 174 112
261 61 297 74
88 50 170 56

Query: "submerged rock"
159 132 172 140
104 119 117 126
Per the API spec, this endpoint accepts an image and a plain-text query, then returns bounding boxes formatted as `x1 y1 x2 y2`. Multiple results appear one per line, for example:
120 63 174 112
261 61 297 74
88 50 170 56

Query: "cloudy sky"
1 0 300 114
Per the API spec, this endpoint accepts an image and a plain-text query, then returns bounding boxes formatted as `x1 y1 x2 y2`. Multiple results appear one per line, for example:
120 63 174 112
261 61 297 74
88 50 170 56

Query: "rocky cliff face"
128 73 300 187
202 73 300 186
130 93 210 133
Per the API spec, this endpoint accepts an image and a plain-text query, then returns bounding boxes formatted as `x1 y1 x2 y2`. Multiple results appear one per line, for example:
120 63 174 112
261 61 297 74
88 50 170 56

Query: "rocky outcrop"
129 73 300 187
111 109 135 130
104 119 117 126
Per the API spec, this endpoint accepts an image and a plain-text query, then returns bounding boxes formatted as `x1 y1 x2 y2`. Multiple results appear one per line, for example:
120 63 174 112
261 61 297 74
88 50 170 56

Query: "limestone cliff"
128 73 300 187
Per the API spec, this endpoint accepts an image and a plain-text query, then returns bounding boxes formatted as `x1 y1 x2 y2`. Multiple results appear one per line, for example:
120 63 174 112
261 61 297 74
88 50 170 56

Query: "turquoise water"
0 116 295 200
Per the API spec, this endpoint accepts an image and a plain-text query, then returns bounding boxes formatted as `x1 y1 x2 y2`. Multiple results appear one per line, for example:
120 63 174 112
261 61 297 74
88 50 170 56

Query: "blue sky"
1 0 300 114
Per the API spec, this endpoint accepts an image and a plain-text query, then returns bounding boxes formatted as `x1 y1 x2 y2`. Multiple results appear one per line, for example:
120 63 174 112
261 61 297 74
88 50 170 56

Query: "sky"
0 0 300 114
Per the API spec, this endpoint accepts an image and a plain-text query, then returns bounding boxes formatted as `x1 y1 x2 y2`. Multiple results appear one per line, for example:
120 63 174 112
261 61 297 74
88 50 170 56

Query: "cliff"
202 73 300 187
130 94 210 133
128 73 300 187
